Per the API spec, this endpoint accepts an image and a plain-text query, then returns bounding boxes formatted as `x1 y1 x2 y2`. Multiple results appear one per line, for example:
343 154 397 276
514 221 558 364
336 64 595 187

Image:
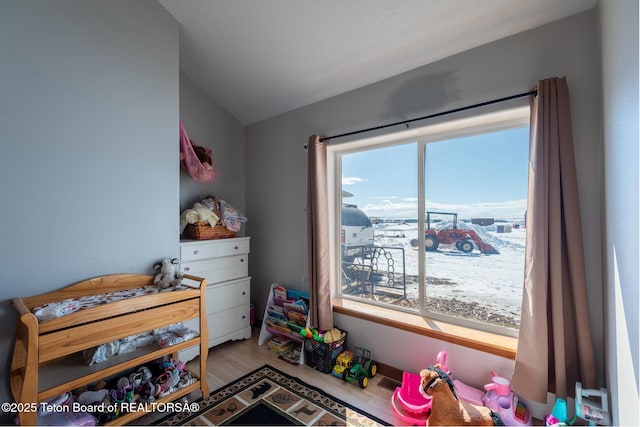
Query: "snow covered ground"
349 220 526 326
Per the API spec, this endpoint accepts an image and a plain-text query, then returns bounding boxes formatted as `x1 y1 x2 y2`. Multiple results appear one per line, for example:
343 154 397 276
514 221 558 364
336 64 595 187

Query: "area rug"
157 364 391 426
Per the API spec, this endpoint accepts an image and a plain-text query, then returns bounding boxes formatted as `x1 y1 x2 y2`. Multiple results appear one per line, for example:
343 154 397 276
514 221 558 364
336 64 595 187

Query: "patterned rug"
157 365 390 426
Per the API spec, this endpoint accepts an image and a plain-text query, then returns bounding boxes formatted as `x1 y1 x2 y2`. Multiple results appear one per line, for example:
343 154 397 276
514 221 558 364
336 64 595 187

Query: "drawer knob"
184 267 190 272
193 250 200 255
234 246 239 250
242 291 246 295
242 315 246 319
240 258 245 263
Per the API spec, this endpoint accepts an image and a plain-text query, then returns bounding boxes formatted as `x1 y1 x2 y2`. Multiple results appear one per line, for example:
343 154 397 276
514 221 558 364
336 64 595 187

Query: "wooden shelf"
10 273 210 426
36 338 201 401
103 370 202 426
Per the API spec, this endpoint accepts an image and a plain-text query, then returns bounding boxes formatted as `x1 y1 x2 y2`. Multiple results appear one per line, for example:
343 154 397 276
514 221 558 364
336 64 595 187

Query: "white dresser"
179 237 252 361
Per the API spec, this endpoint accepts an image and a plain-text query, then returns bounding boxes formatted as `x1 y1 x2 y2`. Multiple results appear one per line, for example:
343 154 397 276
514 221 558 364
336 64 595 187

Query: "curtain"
306 135 334 330
511 78 597 403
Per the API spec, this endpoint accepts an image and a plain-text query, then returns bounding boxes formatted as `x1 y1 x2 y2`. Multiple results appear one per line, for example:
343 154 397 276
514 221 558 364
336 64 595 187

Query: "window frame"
327 105 530 338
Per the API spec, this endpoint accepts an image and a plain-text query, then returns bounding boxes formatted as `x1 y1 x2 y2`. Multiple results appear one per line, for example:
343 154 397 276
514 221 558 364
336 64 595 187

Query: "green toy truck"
332 347 377 388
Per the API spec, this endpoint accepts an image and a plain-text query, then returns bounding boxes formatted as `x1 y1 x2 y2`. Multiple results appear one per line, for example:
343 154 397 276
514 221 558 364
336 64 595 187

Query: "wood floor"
183 327 402 425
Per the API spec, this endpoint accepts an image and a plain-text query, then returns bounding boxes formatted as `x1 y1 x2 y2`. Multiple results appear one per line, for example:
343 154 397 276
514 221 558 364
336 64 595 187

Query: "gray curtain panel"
306 135 334 330
511 77 597 403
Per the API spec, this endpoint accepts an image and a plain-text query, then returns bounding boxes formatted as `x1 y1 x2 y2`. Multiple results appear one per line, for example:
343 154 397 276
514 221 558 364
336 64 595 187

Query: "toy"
299 327 322 341
391 370 432 425
544 397 571 426
332 350 356 378
575 382 609 426
482 371 531 426
334 347 377 388
420 365 504 426
391 350 486 425
323 328 345 343
434 351 485 406
454 377 486 407
392 353 451 422
153 258 183 289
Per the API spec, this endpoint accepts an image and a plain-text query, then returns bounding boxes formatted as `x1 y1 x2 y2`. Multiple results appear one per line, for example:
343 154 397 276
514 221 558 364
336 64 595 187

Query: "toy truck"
332 347 377 388
332 350 356 378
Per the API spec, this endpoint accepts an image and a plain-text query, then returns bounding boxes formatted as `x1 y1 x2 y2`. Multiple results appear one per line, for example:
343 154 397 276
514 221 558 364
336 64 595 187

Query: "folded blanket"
218 198 247 232
179 202 220 233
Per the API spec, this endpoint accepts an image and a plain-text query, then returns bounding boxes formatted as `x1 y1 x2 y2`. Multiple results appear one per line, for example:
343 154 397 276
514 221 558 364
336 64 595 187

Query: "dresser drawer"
181 305 249 341
205 278 250 313
181 255 248 284
180 241 219 262
209 305 250 341
180 238 250 262
218 238 250 257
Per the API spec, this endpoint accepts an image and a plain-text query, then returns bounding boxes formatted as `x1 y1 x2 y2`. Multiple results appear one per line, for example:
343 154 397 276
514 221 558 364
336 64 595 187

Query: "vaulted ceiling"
159 0 597 125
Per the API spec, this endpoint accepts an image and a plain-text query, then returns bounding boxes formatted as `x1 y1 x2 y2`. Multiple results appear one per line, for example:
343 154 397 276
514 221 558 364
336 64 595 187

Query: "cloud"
426 199 527 219
361 198 417 218
361 198 527 220
342 176 366 185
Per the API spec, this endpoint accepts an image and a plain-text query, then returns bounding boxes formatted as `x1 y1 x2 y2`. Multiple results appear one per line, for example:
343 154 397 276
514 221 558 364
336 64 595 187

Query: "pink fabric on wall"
179 121 216 183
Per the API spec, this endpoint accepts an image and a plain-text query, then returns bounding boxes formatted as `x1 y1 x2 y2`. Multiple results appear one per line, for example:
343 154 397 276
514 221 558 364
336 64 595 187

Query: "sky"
341 126 529 220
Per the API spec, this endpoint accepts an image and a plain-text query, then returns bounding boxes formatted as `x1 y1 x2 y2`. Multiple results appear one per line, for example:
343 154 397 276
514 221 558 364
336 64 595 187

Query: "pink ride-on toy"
391 351 532 426
391 351 486 425
432 351 484 406
391 370 432 425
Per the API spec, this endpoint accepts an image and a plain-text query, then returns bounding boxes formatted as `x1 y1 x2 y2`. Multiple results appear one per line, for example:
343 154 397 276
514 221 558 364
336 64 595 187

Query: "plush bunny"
153 258 183 289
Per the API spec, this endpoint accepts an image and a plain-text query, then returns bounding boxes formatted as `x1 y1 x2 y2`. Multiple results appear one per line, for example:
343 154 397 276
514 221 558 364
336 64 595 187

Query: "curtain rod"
319 89 537 142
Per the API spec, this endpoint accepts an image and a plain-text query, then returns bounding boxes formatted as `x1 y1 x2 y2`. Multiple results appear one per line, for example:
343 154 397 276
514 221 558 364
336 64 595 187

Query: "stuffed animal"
153 258 183 289
420 365 504 426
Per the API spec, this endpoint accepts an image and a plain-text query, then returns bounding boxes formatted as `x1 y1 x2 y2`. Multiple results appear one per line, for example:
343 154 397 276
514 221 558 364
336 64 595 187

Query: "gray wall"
0 0 178 414
246 9 605 401
0 0 633 421
179 73 246 217
599 1 639 425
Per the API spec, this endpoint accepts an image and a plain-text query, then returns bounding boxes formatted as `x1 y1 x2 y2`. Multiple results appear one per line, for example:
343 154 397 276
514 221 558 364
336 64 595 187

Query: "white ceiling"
159 0 596 125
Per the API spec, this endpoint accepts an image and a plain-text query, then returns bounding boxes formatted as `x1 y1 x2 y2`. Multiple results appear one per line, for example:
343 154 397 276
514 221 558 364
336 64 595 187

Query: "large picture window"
331 107 529 336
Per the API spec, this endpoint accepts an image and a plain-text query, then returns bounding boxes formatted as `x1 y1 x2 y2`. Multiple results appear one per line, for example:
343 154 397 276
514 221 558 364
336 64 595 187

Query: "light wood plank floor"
183 328 402 425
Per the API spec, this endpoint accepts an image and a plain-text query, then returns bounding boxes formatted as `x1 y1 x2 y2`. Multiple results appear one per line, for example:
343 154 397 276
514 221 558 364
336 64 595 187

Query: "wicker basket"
183 222 236 240
182 197 237 240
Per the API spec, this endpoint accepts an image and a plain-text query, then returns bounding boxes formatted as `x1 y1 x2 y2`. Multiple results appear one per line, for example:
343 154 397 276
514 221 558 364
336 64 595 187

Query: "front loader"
411 212 499 255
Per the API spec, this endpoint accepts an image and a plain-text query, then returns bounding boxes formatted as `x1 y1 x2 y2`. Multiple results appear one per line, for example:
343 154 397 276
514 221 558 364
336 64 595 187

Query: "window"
329 106 529 337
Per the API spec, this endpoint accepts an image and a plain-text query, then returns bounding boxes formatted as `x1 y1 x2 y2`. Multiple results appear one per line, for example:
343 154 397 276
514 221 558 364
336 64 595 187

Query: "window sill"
332 298 517 360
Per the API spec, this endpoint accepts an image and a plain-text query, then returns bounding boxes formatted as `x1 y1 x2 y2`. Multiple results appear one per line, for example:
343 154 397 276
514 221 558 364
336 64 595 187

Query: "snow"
357 220 526 322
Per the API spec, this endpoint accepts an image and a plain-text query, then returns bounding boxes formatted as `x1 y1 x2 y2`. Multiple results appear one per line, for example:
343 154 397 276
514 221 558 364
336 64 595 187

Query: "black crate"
303 332 347 373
